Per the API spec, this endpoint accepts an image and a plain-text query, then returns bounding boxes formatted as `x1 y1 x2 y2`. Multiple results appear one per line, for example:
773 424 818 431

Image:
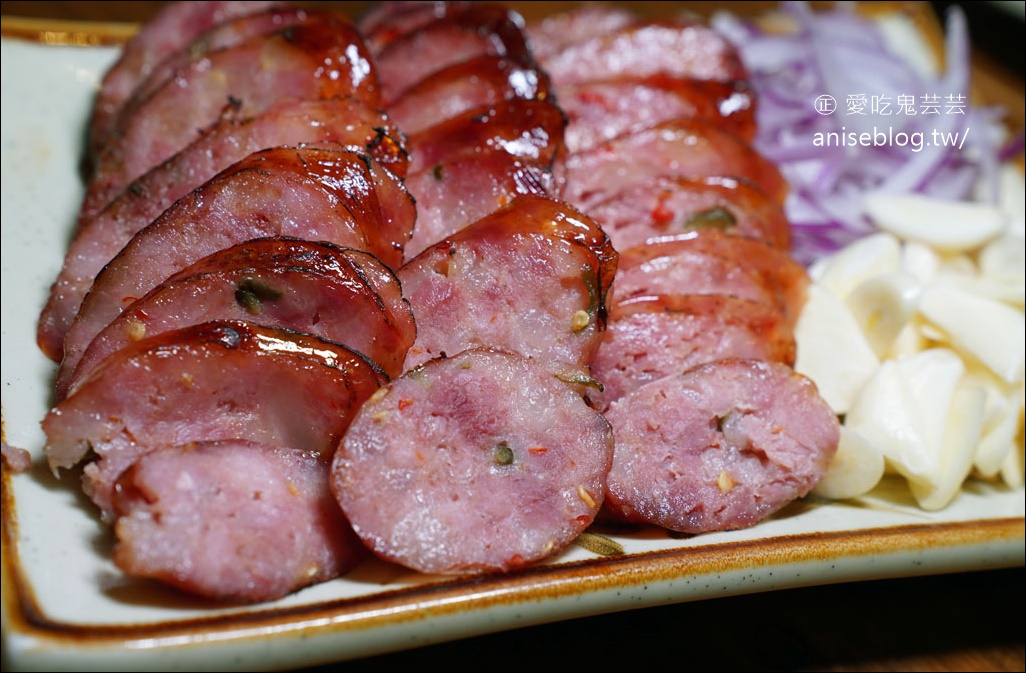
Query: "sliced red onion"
712 2 1010 262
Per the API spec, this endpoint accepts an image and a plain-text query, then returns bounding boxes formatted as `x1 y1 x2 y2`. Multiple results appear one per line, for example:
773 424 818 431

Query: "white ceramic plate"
1 19 1023 673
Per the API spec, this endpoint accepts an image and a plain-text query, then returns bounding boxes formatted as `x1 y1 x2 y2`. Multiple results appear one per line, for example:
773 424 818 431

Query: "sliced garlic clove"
887 319 930 359
864 192 1006 252
845 271 921 357
901 239 941 285
794 284 880 414
909 384 986 511
808 231 902 300
963 367 1022 478
845 348 964 481
812 425 886 500
918 283 1026 384
975 233 1026 306
1000 438 1025 489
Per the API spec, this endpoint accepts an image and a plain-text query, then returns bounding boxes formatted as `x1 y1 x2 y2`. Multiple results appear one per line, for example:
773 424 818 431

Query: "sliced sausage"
538 20 748 87
405 98 567 177
112 440 367 603
402 148 558 261
86 10 379 218
117 6 321 127
558 75 756 153
87 0 284 162
57 146 413 421
332 347 614 574
525 5 638 61
359 0 475 56
39 96 409 363
374 3 531 104
563 117 788 210
387 54 552 136
61 237 414 398
603 358 839 534
589 294 797 411
584 175 791 252
398 195 617 371
611 230 810 330
43 320 388 518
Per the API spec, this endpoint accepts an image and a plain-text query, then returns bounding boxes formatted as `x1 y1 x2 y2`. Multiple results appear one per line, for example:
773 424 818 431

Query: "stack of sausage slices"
36 0 839 604
525 4 839 536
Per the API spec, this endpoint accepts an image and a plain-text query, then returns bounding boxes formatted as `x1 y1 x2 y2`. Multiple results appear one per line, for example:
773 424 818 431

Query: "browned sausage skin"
38 97 409 363
61 238 415 398
57 145 414 388
373 3 530 104
86 10 380 220
387 54 553 135
44 320 388 518
87 0 286 164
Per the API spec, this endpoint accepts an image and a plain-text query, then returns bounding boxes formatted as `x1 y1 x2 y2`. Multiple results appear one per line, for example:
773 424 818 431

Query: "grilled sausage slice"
402 148 558 261
387 54 552 136
373 3 531 104
405 98 567 177
563 118 787 210
398 194 617 371
112 440 367 603
61 238 414 398
359 1 475 55
557 75 756 153
332 347 614 574
584 175 791 252
538 20 748 87
611 230 810 330
86 10 379 218
524 5 637 61
87 0 284 162
43 320 388 518
603 358 839 534
589 295 797 411
38 97 409 363
57 146 414 386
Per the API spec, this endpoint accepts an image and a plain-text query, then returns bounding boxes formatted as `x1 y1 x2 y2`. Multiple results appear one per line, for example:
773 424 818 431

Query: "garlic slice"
908 384 985 511
918 283 1025 384
864 192 1006 252
813 426 886 500
794 285 879 414
809 231 902 299
845 348 964 482
845 271 920 358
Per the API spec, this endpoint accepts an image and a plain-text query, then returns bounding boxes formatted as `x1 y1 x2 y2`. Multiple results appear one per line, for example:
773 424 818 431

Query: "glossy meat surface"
58 146 414 386
62 238 414 398
44 320 387 517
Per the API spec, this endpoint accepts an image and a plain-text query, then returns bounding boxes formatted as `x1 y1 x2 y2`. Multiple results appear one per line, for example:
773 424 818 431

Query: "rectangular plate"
2 10 1024 672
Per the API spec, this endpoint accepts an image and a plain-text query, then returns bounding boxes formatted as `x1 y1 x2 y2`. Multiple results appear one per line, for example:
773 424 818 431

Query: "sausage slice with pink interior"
57 145 414 389
603 358 839 534
60 238 414 399
43 320 387 518
112 439 367 603
332 347 614 575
